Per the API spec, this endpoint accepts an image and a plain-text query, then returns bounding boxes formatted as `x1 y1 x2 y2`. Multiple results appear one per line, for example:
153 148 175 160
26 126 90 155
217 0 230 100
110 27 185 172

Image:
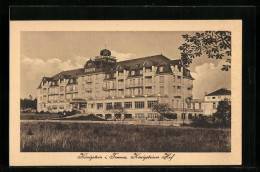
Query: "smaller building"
191 88 231 116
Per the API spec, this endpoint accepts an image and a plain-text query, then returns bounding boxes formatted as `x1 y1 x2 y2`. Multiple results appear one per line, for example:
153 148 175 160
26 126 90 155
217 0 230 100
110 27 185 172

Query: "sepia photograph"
10 20 242 166
20 31 232 152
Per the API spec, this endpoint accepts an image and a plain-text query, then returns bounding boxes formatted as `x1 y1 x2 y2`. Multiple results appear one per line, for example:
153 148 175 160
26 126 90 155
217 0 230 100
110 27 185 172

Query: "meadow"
21 122 231 152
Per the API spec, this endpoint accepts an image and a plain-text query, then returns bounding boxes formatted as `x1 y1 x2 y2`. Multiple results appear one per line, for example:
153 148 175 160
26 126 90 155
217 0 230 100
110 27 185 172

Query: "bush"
39 110 45 114
190 116 212 128
180 123 190 127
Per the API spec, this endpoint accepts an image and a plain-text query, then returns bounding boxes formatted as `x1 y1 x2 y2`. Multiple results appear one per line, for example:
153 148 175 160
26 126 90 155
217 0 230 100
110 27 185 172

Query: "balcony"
173 92 182 97
125 83 143 88
187 84 193 89
66 89 78 93
102 86 116 90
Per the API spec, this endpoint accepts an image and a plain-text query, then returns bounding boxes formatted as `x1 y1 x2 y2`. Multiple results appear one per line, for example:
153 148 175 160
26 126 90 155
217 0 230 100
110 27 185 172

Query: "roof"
52 68 84 78
116 54 172 70
206 88 231 96
38 53 194 89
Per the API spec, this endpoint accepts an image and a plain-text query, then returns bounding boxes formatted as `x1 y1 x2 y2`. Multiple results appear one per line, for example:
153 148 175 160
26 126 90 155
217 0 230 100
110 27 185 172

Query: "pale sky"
20 31 231 99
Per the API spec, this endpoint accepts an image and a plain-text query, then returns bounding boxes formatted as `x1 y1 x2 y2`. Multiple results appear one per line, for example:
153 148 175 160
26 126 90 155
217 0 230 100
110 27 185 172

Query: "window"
177 76 181 83
199 103 202 109
97 103 103 110
145 67 152 73
177 86 181 93
207 97 210 99
135 113 144 118
106 103 112 110
89 103 94 109
188 113 193 119
176 100 179 108
148 113 158 118
213 102 216 109
172 100 174 107
124 102 132 109
85 68 96 72
60 94 64 100
145 76 152 83
59 105 64 109
181 113 186 119
148 101 158 108
114 102 122 108
135 101 145 109
212 97 216 99
118 79 124 86
193 103 195 109
187 103 191 109
131 70 135 76
159 66 164 72
160 86 164 93
52 105 57 109
118 71 124 76
145 87 152 94
139 70 143 75
118 89 124 96
159 76 164 83
172 113 177 119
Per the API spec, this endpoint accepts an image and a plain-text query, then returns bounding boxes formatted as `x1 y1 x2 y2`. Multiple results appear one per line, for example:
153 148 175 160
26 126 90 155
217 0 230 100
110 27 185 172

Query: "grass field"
21 122 231 152
20 113 61 120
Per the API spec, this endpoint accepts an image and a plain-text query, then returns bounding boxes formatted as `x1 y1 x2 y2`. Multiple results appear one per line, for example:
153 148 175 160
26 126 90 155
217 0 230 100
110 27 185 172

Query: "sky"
20 31 231 99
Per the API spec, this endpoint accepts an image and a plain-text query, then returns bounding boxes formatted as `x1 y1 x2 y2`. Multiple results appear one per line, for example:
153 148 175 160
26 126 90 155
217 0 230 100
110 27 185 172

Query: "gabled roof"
206 88 231 96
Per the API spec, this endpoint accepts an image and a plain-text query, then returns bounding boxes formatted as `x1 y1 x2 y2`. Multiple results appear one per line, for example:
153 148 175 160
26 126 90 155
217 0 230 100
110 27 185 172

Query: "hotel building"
37 49 203 122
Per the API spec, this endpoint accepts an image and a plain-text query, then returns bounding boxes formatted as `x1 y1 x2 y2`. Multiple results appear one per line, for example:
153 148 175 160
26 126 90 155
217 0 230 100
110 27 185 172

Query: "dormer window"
85 68 96 73
159 66 164 72
145 67 152 73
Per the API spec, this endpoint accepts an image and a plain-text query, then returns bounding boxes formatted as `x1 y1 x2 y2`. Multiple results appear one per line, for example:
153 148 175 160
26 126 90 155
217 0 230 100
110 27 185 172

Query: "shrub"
180 123 190 127
190 116 212 128
40 110 45 114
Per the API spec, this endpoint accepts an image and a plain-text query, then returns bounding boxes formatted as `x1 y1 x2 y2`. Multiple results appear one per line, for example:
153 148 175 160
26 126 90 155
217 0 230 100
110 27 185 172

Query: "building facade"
37 49 203 123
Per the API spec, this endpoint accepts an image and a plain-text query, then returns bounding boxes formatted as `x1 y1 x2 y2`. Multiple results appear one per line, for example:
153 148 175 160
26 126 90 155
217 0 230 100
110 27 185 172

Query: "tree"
20 97 37 110
212 99 231 128
152 103 175 120
178 31 231 71
107 104 127 120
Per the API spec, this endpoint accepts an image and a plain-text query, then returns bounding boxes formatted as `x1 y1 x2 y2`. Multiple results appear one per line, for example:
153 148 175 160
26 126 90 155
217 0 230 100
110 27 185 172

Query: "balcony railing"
125 83 143 88
102 86 116 90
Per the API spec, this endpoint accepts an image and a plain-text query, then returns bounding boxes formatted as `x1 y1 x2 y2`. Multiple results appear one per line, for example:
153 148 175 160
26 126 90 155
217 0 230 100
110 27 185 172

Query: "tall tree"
212 99 231 128
178 31 231 71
